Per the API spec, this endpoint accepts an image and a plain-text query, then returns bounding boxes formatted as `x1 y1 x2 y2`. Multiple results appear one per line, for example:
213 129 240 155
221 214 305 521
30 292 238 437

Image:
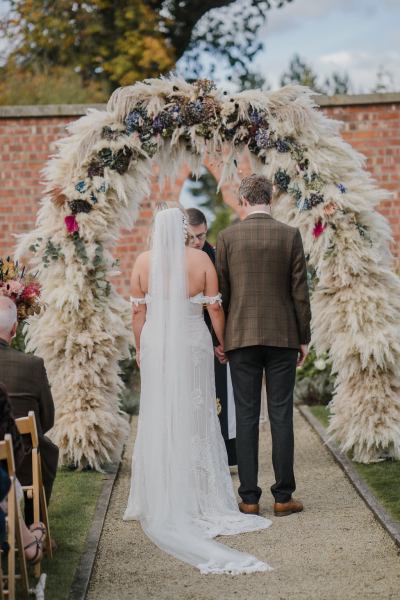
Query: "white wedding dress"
124 207 272 574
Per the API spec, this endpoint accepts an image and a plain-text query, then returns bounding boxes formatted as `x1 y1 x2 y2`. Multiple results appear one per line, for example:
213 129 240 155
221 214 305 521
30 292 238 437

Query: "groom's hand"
297 344 309 367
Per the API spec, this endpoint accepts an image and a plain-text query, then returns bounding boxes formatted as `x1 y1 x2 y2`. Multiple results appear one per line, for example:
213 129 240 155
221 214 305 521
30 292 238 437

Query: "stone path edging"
299 404 400 549
68 430 128 600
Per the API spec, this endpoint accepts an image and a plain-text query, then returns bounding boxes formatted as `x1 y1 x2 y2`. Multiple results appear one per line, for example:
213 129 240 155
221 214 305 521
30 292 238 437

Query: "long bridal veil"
124 207 272 574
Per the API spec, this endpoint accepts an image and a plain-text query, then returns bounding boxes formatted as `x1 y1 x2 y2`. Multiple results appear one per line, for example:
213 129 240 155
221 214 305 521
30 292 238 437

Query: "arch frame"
17 77 400 467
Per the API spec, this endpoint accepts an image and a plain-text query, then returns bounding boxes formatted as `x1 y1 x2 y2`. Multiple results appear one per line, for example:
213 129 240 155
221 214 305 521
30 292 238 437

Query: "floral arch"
17 78 400 468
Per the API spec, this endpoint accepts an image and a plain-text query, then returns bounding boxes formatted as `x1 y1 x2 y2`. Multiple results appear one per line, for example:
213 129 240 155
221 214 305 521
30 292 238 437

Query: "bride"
124 206 272 574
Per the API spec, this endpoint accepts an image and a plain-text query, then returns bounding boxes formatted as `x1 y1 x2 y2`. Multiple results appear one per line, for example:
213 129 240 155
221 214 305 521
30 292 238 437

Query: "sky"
1 0 399 93
253 0 400 92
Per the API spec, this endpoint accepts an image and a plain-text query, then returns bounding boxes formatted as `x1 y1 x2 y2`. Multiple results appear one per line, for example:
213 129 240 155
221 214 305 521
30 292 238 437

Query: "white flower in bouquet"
314 358 326 371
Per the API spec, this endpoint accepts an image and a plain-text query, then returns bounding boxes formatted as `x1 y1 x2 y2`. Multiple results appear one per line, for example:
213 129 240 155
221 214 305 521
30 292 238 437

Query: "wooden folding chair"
15 412 53 578
0 435 29 599
0 560 4 600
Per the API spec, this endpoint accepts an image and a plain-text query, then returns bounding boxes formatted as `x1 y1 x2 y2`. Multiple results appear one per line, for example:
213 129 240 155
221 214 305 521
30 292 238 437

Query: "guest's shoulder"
5 346 44 368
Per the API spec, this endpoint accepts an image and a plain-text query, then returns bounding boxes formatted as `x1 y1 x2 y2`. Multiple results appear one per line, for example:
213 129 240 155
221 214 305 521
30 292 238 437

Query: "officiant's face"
189 223 208 250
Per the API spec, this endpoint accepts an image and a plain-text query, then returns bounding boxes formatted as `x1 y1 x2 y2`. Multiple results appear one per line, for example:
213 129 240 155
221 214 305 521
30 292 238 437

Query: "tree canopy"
0 0 292 102
280 54 351 95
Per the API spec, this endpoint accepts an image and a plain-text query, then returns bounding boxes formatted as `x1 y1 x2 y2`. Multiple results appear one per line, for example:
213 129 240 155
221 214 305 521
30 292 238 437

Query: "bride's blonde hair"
150 202 191 246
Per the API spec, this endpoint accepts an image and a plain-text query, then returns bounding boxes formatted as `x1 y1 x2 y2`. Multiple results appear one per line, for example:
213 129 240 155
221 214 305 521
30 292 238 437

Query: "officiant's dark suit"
216 185 311 506
0 339 58 522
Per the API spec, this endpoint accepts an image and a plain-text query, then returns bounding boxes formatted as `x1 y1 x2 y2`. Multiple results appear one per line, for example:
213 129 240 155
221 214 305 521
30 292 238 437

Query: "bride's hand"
136 350 141 368
215 344 228 364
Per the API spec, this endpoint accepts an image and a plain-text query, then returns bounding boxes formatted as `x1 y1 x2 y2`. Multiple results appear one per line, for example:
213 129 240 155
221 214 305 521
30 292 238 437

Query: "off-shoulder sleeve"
201 293 222 306
130 296 147 307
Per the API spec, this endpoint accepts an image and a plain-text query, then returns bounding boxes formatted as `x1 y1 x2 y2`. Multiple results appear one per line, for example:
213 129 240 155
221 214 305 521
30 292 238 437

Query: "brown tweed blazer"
216 213 311 352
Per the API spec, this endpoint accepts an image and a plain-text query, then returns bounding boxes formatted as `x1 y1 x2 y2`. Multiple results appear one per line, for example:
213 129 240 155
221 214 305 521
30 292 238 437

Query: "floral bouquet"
0 257 41 321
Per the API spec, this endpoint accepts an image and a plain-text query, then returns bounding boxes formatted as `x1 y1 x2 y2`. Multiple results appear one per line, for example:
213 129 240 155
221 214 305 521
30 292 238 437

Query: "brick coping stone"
0 92 399 118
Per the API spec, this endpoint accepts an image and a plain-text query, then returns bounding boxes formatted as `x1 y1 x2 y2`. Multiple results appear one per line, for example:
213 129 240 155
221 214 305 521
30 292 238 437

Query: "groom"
216 174 311 517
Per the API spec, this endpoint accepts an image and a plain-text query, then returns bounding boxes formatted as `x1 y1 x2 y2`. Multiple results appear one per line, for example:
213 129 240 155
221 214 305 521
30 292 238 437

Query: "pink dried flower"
21 282 41 300
312 220 326 238
65 215 79 234
0 280 24 298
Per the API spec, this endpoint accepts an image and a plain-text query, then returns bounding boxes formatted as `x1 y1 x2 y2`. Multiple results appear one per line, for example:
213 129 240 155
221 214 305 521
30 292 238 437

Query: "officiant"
186 208 237 466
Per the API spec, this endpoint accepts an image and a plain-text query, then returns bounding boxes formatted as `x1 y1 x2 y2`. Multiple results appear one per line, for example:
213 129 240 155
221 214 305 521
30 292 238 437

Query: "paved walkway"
87 410 400 600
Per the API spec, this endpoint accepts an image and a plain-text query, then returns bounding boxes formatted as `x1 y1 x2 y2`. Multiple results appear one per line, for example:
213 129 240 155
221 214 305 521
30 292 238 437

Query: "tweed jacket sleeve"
37 359 55 434
291 229 312 344
216 232 231 314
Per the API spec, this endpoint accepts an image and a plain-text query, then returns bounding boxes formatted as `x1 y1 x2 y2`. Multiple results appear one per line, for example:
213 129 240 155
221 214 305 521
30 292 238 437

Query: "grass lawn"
309 405 400 523
26 468 104 599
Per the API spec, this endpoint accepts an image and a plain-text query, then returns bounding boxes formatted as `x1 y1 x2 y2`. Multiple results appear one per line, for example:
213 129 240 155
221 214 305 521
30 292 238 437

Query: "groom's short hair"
186 208 207 227
239 174 272 205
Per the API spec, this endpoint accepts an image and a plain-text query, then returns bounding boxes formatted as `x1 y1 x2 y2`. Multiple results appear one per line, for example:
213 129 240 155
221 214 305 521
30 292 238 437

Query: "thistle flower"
75 180 87 193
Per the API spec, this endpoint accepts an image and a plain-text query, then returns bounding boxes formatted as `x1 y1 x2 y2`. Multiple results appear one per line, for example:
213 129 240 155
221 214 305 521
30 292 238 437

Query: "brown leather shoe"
274 498 303 517
239 502 260 515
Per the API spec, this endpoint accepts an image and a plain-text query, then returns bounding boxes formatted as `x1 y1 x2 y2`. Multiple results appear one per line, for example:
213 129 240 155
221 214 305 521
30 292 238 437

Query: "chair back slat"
15 412 39 448
0 436 15 477
0 435 29 598
13 410 53 576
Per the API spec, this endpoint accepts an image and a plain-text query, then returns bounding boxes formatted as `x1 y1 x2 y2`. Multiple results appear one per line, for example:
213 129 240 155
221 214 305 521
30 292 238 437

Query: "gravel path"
87 410 400 600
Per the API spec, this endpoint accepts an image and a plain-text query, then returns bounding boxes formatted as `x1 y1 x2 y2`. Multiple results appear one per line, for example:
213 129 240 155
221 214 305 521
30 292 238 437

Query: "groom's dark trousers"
228 345 297 503
216 212 311 505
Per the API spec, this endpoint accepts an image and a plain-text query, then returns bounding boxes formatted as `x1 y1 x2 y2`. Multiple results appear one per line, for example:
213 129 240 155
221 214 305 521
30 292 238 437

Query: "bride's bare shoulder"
186 247 210 263
135 250 150 264
132 250 150 272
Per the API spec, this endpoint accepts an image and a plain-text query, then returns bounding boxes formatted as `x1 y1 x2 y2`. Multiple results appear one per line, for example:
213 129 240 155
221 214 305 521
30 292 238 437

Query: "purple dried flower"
152 116 164 134
125 107 149 134
249 107 264 126
275 138 292 153
255 128 272 149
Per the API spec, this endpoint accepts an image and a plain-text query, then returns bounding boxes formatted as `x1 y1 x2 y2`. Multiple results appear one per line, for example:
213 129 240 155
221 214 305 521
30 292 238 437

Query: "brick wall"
321 95 400 262
0 93 399 297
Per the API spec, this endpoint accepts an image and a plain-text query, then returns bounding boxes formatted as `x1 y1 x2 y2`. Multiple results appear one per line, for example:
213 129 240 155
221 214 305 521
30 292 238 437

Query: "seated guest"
0 382 47 563
0 296 58 524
